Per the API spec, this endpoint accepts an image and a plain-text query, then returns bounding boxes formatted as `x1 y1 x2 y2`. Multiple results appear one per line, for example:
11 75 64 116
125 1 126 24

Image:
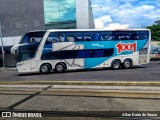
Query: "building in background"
44 0 77 29
0 0 95 67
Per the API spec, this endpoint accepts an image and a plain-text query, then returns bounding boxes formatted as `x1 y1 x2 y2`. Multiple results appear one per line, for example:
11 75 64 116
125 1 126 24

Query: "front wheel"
40 64 51 74
111 60 121 70
55 63 66 73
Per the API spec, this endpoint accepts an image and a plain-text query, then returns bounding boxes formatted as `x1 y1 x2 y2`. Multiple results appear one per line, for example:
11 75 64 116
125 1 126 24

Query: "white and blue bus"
11 29 151 74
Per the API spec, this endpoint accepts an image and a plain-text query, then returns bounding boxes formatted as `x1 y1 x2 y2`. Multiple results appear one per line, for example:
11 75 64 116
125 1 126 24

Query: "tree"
146 21 160 41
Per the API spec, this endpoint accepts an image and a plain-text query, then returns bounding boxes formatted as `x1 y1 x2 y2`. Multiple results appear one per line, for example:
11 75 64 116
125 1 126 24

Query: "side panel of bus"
17 30 150 73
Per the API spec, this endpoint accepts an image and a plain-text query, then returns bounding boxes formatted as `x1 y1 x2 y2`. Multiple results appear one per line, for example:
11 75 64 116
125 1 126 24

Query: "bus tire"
55 63 66 73
123 59 132 69
111 60 121 70
40 64 51 74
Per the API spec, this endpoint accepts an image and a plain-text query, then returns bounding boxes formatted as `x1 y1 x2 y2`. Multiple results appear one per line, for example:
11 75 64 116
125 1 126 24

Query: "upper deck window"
100 32 116 41
47 32 59 43
139 31 149 40
116 32 130 40
20 31 46 44
84 32 100 41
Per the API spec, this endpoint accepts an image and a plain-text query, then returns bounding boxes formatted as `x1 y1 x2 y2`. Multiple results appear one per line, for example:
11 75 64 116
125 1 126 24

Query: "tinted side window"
84 32 100 41
41 49 114 60
47 32 59 43
130 32 139 40
139 31 149 40
100 32 116 40
59 33 66 42
65 32 84 42
66 32 75 42
74 32 84 41
116 31 130 40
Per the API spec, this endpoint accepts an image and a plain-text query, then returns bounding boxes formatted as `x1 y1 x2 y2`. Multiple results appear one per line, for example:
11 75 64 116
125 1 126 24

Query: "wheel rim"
124 61 130 68
113 62 119 69
41 66 48 73
56 65 63 72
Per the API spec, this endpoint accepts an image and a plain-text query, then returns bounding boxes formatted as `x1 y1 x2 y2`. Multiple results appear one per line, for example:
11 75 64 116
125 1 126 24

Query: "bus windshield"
17 45 34 62
19 31 46 44
17 31 46 62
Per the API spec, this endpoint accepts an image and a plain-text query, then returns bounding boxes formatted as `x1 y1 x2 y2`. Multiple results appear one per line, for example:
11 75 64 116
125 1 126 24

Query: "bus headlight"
17 63 24 67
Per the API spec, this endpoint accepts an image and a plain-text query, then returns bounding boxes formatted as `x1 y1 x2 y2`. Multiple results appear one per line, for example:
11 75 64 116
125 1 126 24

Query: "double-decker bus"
11 29 151 74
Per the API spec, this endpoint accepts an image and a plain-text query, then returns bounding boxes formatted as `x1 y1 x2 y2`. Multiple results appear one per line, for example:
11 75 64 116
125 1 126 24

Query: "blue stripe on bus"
76 39 147 68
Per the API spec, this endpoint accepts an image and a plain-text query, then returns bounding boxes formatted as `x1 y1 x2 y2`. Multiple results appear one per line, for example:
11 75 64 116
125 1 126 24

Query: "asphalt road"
0 85 160 119
0 61 160 82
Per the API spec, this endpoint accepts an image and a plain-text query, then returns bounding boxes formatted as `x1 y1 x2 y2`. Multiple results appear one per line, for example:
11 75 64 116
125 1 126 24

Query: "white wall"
76 0 95 29
0 36 21 46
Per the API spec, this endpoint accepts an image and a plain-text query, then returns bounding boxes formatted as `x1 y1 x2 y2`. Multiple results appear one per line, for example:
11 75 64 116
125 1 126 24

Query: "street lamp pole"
0 18 5 70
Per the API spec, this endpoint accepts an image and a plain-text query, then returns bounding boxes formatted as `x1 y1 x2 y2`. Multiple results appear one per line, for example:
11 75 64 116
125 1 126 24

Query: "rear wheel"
123 59 132 69
55 63 66 73
111 60 121 70
40 64 51 74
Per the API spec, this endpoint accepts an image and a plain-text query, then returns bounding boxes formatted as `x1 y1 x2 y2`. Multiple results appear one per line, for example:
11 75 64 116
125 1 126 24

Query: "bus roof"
47 29 150 32
27 30 47 33
28 29 150 33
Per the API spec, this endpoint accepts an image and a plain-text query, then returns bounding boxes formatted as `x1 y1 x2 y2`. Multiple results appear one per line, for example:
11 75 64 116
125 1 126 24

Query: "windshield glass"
17 44 38 62
17 31 46 62
19 31 46 44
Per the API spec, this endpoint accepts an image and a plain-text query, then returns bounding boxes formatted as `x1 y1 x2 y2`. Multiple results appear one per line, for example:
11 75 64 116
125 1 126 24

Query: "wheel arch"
123 58 133 65
111 59 122 64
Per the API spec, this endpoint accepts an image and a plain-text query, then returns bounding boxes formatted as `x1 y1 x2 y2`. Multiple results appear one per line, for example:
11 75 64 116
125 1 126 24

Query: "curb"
0 68 16 72
0 81 160 86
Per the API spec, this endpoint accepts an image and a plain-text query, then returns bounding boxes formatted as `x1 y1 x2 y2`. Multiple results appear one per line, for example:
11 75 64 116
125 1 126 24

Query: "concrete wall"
0 0 45 38
76 0 95 29
0 54 16 67
0 36 21 46
0 0 45 67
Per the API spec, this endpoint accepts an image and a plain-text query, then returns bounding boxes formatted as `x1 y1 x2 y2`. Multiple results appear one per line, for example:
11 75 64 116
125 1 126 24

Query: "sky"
91 0 160 29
